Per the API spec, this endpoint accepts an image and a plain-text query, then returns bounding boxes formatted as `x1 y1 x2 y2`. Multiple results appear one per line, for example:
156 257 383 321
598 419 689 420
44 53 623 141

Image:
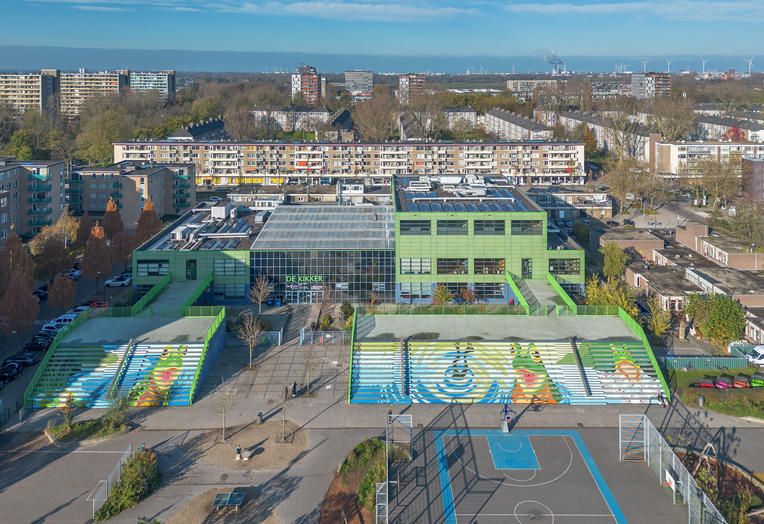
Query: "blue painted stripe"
433 430 458 524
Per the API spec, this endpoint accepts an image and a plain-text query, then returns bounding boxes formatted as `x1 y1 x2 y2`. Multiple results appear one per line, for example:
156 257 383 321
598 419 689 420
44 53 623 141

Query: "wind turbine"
700 58 708 75
746 57 755 75
666 58 672 74
641 60 648 73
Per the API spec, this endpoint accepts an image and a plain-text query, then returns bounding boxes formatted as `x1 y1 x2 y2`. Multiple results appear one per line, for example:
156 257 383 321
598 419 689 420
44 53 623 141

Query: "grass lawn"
48 419 127 442
672 368 764 419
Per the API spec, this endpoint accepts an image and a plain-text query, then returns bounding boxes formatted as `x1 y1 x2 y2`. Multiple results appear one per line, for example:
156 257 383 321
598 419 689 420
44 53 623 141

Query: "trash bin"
257 412 263 424
698 395 704 408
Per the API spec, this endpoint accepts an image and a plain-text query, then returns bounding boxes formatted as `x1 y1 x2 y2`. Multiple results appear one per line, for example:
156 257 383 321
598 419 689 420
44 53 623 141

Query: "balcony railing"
26 174 49 181
27 184 51 192
27 197 52 204
28 219 52 227
28 207 52 215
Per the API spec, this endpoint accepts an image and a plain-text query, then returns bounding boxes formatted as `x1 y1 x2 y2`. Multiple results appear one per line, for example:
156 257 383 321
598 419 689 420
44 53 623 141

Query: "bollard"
698 395 704 408
258 412 263 424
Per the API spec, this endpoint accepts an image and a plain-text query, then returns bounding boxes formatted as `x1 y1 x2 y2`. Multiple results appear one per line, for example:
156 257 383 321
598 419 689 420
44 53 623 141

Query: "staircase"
579 342 663 403
350 341 405 403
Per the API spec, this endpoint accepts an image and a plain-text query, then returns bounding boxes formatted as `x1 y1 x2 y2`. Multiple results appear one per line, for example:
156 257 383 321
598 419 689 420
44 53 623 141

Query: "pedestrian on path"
291 382 297 398
285 385 290 401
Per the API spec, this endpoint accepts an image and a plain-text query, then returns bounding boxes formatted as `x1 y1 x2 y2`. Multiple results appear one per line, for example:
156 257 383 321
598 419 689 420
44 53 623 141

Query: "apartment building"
0 157 65 237
113 140 586 188
692 103 726 116
527 187 613 220
485 109 553 141
558 112 657 164
291 65 322 105
631 73 671 98
128 70 176 101
697 115 764 142
590 80 631 100
344 70 373 95
69 160 195 229
505 77 558 99
59 70 128 118
249 106 331 132
653 141 763 178
743 157 764 202
398 74 425 105
0 70 58 113
443 106 478 128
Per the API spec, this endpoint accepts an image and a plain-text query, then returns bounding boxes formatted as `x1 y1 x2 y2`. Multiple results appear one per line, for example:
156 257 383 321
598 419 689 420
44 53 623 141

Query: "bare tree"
352 85 399 141
249 274 272 315
214 379 237 442
651 95 695 141
695 157 741 210
237 311 263 370
303 347 319 397
601 158 647 215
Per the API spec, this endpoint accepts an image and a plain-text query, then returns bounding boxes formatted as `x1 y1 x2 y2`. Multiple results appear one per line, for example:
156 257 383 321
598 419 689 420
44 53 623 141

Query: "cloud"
72 4 129 10
504 1 764 22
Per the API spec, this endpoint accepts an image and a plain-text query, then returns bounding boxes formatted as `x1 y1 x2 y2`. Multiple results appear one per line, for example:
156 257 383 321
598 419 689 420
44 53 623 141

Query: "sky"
2 0 763 59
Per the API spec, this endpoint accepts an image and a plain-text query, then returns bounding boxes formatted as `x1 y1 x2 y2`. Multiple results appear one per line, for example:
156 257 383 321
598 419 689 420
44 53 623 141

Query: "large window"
474 258 505 275
400 220 431 235
475 283 505 299
511 220 543 235
474 220 505 235
136 259 169 277
437 258 468 275
442 282 469 296
437 220 468 235
400 258 431 275
213 258 247 276
549 258 581 275
400 282 431 299
213 283 247 299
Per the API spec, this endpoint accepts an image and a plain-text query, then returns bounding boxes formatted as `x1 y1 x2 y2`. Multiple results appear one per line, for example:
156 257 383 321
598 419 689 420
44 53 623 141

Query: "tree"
9 130 34 160
102 198 124 241
76 108 133 165
432 283 453 305
33 235 74 283
695 157 741 210
249 274 271 315
0 232 33 296
727 201 764 250
682 293 708 328
600 242 628 281
584 276 639 319
237 311 263 370
111 231 136 270
722 126 746 142
352 86 399 141
340 300 354 321
73 212 94 250
701 294 746 347
0 268 40 334
646 295 671 338
460 286 477 304
224 106 258 141
48 274 76 312
601 158 645 215
81 224 113 282
60 393 76 429
651 95 695 141
136 199 163 243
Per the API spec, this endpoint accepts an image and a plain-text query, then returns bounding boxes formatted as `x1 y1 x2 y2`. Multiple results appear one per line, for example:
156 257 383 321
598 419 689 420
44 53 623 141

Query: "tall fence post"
278 327 283 346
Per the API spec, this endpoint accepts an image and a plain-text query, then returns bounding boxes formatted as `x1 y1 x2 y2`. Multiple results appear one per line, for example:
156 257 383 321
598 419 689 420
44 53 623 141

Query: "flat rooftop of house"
394 175 539 213
142 204 264 252
548 232 583 251
691 266 764 295
703 229 759 254
486 109 550 131
251 204 395 251
600 229 664 243
627 262 700 295
653 244 706 267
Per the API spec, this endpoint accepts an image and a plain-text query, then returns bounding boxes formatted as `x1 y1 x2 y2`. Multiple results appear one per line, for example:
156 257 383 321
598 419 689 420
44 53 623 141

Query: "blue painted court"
486 434 540 469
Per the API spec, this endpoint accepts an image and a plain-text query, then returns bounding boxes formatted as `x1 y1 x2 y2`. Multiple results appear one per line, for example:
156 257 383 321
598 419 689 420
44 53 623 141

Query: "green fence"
347 308 356 404
505 272 529 314
618 307 671 400
546 273 578 311
660 356 750 371
355 304 527 316
24 310 90 407
130 273 171 316
181 272 213 316
188 306 226 404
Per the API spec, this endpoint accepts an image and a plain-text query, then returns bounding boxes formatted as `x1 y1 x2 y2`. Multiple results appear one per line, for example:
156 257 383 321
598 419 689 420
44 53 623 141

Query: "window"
400 258 431 275
213 283 246 299
475 283 505 299
437 258 468 275
442 282 468 296
437 220 467 235
137 259 169 276
400 282 431 299
511 220 543 235
400 220 431 235
475 258 505 275
549 258 581 275
474 220 505 235
213 258 247 276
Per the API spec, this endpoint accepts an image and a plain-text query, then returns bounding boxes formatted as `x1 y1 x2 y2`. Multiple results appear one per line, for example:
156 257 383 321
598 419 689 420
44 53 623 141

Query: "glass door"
521 258 533 279
186 259 197 280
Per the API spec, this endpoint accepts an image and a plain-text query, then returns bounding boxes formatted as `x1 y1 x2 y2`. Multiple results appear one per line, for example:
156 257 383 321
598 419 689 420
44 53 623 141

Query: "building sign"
285 275 324 283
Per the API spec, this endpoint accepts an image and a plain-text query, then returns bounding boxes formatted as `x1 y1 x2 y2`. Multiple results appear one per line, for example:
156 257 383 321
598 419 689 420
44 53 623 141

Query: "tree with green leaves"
340 300 354 321
9 130 34 160
432 283 453 305
600 242 628 281
701 294 746 347
584 276 639 319
646 295 671 338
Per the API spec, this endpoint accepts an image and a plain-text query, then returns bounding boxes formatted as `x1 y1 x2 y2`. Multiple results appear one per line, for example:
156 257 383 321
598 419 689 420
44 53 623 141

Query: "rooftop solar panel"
454 203 466 212
478 203 491 211
466 203 479 212
443 203 454 212
431 203 443 212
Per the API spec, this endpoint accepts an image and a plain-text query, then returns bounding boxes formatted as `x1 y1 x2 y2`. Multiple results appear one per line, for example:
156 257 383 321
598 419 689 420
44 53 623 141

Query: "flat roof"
601 229 664 242
690 266 764 295
114 139 583 147
251 204 395 251
627 262 700 296
703 230 758 254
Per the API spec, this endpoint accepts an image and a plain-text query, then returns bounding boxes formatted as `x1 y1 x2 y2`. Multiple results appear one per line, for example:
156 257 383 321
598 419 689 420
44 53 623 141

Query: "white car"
105 275 132 287
747 346 764 366
65 269 81 280
209 196 223 202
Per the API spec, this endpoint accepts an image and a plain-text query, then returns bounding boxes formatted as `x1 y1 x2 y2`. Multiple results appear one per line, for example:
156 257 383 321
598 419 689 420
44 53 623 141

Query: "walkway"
524 279 563 308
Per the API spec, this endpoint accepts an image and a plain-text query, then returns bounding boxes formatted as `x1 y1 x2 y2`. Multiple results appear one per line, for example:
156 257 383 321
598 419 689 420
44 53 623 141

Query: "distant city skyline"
3 0 763 59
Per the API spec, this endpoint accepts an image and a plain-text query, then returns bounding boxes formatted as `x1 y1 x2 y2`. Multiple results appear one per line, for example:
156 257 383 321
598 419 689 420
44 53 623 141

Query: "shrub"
340 300 354 321
340 438 383 477
319 313 333 330
94 449 161 521
357 455 386 510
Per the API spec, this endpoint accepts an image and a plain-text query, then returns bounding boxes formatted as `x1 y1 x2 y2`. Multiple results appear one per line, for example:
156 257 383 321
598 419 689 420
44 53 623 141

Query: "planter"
44 424 133 448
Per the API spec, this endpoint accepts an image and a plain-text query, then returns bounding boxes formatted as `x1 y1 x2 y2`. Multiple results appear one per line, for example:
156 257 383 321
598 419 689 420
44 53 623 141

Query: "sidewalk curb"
43 425 133 448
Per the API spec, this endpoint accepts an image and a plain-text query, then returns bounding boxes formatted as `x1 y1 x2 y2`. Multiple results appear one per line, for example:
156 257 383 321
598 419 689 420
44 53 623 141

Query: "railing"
659 356 749 371
130 273 171 316
24 310 90 407
181 272 213 316
300 329 352 345
354 304 527 316
618 307 671 401
107 339 134 400
504 271 529 314
546 272 578 311
188 306 226 404
348 308 356 404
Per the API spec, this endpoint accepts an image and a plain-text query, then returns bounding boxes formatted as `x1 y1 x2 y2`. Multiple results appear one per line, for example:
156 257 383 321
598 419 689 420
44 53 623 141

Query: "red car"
696 378 714 388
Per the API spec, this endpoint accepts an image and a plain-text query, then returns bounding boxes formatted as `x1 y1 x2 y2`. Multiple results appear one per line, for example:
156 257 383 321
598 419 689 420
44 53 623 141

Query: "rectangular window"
400 220 431 235
437 258 468 275
400 258 431 275
475 283 505 299
213 258 247 276
441 282 468 296
437 220 468 235
136 259 169 276
474 220 505 235
400 282 431 299
549 258 581 275
511 220 543 235
213 283 246 298
474 258 505 275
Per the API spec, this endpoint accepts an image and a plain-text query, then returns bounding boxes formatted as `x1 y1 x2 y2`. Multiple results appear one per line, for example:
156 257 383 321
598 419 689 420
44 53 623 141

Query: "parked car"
65 268 81 280
105 275 132 287
5 353 41 367
24 339 49 352
68 305 89 314
752 374 764 387
733 376 751 388
696 378 715 388
747 345 764 366
88 300 108 308
563 219 573 227
606 220 619 227
583 219 591 225
38 327 59 339
714 376 733 389
209 196 223 202
33 285 48 300
41 314 78 332
0 362 20 381
623 218 635 226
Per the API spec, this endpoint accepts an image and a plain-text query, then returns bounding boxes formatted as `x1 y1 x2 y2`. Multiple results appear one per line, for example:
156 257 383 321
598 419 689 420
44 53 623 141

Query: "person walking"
291 382 297 398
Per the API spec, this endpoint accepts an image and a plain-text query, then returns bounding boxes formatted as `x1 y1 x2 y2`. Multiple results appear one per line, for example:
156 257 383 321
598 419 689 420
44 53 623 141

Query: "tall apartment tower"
344 70 373 95
631 72 672 99
291 65 322 105
59 69 128 118
0 69 59 113
128 70 176 102
398 73 425 105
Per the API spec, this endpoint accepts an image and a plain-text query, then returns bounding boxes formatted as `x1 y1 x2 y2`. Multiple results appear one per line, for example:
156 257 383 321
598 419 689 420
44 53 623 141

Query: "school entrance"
284 290 324 304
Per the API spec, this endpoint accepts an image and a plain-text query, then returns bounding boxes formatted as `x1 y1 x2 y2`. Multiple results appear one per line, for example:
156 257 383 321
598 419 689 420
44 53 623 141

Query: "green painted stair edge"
617 307 670 400
131 273 171 316
505 271 529 314
347 308 356 404
546 272 578 312
187 305 226 405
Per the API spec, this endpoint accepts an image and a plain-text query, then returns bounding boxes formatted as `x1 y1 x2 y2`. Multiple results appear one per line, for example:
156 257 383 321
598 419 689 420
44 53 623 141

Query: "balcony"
28 207 52 215
27 184 51 192
112 182 122 189
67 186 82 193
27 197 52 204
26 174 49 181
28 219 52 228
173 191 191 199
110 192 122 199
175 201 191 207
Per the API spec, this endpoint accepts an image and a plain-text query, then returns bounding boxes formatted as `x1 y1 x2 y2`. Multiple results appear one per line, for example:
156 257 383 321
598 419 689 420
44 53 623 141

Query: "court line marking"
455 513 614 517
0 450 131 454
514 500 554 524
486 434 540 470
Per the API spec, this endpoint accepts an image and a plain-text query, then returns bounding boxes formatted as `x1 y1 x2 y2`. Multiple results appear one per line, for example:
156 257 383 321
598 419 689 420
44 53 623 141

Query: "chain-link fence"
300 329 351 345
619 415 726 524
88 443 133 518
226 327 283 347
